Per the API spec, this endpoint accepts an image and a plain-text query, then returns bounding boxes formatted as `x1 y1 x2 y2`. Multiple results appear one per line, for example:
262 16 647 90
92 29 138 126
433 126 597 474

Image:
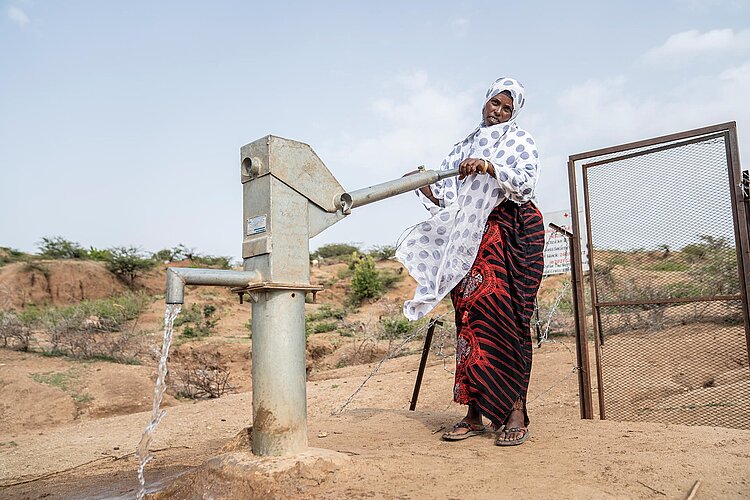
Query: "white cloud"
326 72 480 183
312 73 482 249
641 28 750 67
7 5 29 27
530 60 750 211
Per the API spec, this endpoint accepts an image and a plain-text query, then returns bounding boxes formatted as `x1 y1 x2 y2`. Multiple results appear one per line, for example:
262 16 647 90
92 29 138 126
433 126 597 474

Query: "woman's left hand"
459 158 495 179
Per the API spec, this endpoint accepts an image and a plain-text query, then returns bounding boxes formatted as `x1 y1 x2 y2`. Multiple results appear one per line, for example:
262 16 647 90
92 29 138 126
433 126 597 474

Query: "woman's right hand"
459 158 495 179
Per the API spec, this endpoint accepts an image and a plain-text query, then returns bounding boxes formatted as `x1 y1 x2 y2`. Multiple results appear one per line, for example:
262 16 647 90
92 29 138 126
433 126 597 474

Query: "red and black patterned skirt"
450 200 544 429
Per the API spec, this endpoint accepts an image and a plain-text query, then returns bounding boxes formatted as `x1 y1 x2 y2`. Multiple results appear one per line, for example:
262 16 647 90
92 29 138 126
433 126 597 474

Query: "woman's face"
483 92 514 126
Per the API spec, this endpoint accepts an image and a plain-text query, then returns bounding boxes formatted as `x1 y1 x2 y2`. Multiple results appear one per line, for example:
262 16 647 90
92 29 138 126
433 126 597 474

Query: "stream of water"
135 303 182 500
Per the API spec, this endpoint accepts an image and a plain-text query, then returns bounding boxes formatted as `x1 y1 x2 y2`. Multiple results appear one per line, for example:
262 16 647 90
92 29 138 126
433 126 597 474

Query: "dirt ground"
1 260 749 499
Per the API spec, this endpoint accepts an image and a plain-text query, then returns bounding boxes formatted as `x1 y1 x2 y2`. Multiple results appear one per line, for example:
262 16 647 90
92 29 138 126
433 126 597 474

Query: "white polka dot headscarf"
483 77 526 124
396 76 539 320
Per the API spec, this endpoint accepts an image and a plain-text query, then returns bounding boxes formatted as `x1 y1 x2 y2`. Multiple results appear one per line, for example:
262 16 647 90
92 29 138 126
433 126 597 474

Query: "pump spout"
337 167 459 212
165 267 263 304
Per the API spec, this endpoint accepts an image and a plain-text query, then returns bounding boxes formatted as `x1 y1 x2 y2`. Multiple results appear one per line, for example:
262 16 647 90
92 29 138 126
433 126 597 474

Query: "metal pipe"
338 167 459 212
165 267 263 304
251 289 308 455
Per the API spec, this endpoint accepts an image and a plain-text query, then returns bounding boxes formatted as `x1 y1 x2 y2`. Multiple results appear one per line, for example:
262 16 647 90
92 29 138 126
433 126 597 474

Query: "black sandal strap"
453 421 484 431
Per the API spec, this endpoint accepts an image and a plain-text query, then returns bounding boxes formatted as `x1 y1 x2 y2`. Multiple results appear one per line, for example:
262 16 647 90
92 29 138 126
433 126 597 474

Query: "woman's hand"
459 158 495 180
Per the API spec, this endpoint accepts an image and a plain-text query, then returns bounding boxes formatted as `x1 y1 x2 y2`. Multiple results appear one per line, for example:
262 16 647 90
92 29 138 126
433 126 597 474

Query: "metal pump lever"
337 167 460 213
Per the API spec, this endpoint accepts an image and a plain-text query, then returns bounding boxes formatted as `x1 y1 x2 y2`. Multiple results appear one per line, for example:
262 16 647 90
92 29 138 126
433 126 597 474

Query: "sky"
1 0 749 261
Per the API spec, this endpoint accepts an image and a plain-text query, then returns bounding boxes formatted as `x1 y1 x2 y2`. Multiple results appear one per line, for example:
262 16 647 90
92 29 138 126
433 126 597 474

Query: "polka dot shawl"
396 77 539 320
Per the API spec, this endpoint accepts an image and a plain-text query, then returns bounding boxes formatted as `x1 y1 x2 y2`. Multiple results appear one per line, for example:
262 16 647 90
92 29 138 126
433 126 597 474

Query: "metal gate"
567 122 750 429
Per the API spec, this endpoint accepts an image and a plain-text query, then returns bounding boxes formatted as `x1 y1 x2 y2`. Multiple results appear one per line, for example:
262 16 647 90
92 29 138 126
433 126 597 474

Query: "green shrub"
87 247 112 261
191 255 233 269
0 247 27 267
105 246 154 286
152 248 176 263
644 260 689 272
311 243 360 261
379 269 404 289
37 236 88 260
686 236 738 295
338 328 355 338
307 304 346 322
347 251 362 270
368 245 396 261
312 321 337 333
152 244 196 262
176 304 218 339
152 244 232 269
602 252 630 267
378 315 425 340
305 304 345 337
348 255 383 304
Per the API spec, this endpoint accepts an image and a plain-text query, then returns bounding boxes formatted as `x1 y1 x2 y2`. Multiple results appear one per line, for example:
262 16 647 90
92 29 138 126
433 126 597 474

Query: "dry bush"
0 312 34 351
172 351 236 399
333 321 384 368
0 293 149 363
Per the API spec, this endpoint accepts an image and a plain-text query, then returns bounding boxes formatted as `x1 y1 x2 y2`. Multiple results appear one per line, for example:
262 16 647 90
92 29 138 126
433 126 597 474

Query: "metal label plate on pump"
246 215 267 235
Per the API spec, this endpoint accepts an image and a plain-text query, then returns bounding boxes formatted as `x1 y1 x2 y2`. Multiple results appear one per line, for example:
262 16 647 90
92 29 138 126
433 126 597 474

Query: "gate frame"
566 121 750 420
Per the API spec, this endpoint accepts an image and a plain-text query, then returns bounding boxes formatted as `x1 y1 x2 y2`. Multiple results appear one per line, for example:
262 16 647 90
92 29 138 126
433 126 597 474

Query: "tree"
105 246 153 286
37 236 88 259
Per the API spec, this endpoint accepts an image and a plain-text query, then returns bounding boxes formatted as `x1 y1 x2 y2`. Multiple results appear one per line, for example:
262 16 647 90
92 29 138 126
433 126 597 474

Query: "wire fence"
579 130 750 429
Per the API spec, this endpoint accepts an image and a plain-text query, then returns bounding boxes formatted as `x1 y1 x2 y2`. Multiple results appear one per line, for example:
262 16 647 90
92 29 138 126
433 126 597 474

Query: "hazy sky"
2 0 749 260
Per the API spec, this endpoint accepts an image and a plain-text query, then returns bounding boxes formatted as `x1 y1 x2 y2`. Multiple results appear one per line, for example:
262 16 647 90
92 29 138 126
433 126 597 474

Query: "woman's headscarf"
396 77 539 320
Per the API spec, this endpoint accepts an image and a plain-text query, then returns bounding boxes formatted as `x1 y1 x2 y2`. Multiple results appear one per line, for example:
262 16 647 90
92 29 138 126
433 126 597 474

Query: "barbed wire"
338 213 581 415
333 311 452 415
537 281 571 347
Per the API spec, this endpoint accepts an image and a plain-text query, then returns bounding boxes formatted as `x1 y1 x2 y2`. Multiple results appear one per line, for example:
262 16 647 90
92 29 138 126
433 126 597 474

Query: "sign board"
543 210 589 276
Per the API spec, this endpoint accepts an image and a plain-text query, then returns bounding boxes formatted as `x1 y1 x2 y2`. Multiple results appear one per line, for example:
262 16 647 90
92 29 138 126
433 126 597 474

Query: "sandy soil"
2 338 749 499
1 260 749 499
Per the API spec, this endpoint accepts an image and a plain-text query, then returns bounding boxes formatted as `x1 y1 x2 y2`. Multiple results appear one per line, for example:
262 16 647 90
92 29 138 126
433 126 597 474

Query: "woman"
397 77 544 446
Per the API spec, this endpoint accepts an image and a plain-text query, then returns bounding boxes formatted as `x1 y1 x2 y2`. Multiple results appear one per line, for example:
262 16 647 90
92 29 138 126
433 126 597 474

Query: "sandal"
441 421 487 441
495 426 530 446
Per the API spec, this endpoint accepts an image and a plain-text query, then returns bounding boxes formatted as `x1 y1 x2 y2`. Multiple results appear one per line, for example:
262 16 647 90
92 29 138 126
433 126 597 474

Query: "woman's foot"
495 403 529 446
441 405 485 441
495 424 530 446
441 420 486 440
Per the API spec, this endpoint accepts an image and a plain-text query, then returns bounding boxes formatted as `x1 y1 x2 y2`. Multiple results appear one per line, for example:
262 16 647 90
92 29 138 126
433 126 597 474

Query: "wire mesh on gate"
578 127 750 430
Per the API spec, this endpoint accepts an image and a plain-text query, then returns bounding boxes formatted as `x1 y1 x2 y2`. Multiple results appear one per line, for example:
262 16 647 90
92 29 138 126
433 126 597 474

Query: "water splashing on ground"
135 303 182 500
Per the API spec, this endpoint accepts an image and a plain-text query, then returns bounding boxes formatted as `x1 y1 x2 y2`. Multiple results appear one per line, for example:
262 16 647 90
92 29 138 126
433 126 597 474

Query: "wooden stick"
636 480 666 496
685 479 702 500
409 319 441 411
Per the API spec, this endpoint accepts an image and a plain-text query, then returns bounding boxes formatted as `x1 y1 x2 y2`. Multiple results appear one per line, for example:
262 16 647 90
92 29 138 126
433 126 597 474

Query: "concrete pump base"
151 435 349 499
